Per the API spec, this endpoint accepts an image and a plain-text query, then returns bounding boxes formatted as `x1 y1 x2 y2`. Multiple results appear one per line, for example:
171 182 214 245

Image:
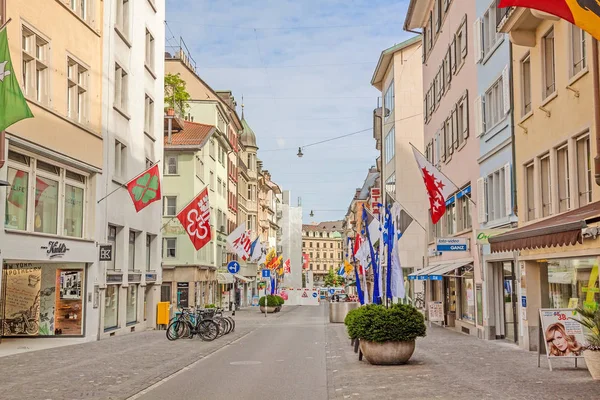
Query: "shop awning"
217 273 234 284
408 260 472 281
489 200 600 253
234 274 255 283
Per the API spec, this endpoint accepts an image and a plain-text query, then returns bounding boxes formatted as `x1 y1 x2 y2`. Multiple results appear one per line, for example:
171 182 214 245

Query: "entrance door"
503 262 518 343
443 277 456 327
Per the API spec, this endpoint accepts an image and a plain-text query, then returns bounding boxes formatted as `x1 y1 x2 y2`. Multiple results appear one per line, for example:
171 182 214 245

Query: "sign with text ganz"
436 237 468 252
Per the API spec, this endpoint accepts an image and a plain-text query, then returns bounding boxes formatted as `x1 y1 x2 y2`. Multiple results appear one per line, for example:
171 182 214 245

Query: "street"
1 304 600 400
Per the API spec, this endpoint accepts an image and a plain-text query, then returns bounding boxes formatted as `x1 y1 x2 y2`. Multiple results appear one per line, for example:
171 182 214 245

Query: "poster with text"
540 308 586 358
3 265 42 336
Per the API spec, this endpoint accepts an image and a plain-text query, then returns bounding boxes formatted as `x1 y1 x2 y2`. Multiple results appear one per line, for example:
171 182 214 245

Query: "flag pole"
385 191 428 233
409 142 477 207
0 18 12 32
96 160 161 204
160 185 209 232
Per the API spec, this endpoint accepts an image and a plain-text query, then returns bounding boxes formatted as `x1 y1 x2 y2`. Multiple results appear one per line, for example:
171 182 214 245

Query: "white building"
96 0 165 338
279 191 303 289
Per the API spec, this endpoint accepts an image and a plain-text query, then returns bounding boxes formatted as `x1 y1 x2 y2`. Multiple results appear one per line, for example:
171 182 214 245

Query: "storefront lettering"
41 241 70 259
5 263 36 270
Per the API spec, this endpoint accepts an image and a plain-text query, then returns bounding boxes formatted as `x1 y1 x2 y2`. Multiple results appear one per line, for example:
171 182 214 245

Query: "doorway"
503 262 518 343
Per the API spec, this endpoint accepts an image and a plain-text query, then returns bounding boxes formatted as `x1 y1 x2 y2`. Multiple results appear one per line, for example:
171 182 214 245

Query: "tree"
302 272 306 288
324 268 342 287
164 73 191 116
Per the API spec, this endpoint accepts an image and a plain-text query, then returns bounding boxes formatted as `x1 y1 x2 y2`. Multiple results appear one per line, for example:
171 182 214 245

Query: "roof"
240 117 257 148
371 35 422 89
303 220 344 232
164 120 215 147
489 201 600 253
358 168 379 200
404 0 431 31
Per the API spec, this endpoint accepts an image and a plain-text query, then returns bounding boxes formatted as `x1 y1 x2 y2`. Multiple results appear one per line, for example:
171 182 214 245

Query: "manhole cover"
229 361 262 365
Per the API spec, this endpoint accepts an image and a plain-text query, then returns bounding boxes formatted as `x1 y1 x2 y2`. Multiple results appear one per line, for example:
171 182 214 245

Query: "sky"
165 0 414 223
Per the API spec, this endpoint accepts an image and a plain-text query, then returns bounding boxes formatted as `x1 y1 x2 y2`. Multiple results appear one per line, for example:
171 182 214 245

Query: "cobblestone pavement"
0 306 296 400
326 322 599 400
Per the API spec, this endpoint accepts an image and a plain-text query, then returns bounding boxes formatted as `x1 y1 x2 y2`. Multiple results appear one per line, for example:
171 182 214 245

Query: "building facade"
302 220 344 286
97 0 165 339
0 0 104 342
405 0 483 337
280 191 302 289
491 7 600 351
371 35 428 303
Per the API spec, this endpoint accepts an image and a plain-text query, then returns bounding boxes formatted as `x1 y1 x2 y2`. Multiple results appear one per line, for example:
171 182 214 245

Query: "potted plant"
274 295 284 312
259 295 278 314
345 303 426 365
572 307 600 379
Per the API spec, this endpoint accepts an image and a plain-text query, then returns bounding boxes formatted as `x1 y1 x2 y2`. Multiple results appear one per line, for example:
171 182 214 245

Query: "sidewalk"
325 323 599 400
0 306 297 400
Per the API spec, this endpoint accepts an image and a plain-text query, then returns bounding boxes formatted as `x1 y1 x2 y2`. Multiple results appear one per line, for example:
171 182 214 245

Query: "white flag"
390 245 404 299
226 223 252 260
249 238 264 263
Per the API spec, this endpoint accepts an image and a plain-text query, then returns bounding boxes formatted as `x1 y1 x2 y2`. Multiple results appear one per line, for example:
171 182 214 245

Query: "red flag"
498 0 600 41
177 187 211 251
412 145 456 225
126 164 161 212
283 259 291 274
302 253 310 270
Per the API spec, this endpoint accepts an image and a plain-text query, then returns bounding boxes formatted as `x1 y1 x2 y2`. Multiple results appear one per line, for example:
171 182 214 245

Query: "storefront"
0 232 97 340
489 201 600 351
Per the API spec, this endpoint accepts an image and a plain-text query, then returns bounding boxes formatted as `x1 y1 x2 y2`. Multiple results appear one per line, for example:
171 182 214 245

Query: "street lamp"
297 147 304 158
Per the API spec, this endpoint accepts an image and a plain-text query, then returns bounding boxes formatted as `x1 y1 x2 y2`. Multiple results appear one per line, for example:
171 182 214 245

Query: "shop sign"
370 188 381 215
99 245 113 261
128 273 141 282
106 274 122 284
177 282 189 288
428 301 444 322
41 241 70 259
475 229 512 245
4 262 34 269
436 237 468 252
145 273 157 282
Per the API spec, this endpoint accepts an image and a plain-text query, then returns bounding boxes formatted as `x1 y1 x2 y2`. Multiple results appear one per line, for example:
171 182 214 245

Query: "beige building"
0 0 104 341
302 221 344 285
490 8 600 351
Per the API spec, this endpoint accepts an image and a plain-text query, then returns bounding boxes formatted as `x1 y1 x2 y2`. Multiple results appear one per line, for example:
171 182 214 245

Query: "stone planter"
275 306 282 312
359 340 416 365
260 306 277 314
584 350 600 379
329 301 359 323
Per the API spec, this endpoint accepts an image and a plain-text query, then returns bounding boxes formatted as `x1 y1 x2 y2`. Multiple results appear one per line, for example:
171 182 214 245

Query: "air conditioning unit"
427 248 439 257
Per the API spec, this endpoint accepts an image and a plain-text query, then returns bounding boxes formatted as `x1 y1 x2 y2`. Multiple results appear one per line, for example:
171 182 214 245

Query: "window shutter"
477 177 487 223
444 0 450 11
423 97 428 123
451 38 457 74
441 127 447 161
463 92 470 139
431 139 435 163
422 30 427 63
461 22 468 57
449 118 455 155
502 65 511 115
475 95 483 136
440 65 445 96
474 18 483 64
434 1 439 32
504 163 512 216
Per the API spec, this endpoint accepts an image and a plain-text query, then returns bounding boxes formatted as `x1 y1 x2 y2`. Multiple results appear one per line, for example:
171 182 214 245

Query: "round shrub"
344 303 426 343
259 295 280 307
205 304 216 308
274 295 285 305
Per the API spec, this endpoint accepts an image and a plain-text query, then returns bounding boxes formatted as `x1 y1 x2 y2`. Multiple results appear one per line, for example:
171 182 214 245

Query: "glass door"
503 262 518 343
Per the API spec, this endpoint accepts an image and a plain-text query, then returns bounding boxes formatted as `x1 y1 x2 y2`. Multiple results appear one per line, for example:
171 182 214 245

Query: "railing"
165 37 198 74
496 6 514 31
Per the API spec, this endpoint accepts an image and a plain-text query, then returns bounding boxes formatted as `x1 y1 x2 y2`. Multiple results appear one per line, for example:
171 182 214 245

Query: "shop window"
548 258 600 309
104 285 119 331
64 181 85 238
459 267 475 323
160 283 171 302
540 154 552 217
126 285 138 325
576 134 592 207
4 167 29 230
128 230 136 271
557 145 570 212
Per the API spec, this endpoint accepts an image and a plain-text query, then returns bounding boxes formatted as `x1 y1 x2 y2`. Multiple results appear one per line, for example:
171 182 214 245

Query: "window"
70 0 92 22
310 252 314 259
21 26 49 104
35 161 60 235
115 0 130 38
577 135 592 206
146 235 152 271
114 141 126 178
210 139 216 159
145 29 155 71
521 53 532 116
457 189 471 232
164 196 177 216
446 200 456 235
165 155 178 175
65 58 89 124
330 243 333 249
114 64 128 112
126 285 137 325
164 238 176 258
104 285 119 331
64 172 85 237
210 171 215 188
105 225 118 271
310 263 314 270
384 80 394 119
483 0 501 55
484 76 504 131
309 242 313 248
161 284 171 302
525 163 535 221
317 242 320 248
146 158 153 169
557 145 570 212
217 178 223 196
542 28 556 98
385 127 395 164
485 169 508 222
144 95 154 134
540 155 552 217
128 230 136 271
571 26 586 77
330 253 334 259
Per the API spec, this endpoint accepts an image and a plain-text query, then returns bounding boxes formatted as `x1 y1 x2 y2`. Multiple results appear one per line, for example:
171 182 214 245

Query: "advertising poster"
428 301 444 322
539 308 586 358
3 265 42 336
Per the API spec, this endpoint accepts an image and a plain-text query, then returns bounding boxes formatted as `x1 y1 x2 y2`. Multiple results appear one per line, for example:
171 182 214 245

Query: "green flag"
0 27 33 132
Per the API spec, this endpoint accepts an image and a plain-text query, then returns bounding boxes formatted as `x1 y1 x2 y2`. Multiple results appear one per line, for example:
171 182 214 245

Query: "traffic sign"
312 292 318 298
329 288 335 295
302 291 308 298
227 261 240 274
261 269 271 279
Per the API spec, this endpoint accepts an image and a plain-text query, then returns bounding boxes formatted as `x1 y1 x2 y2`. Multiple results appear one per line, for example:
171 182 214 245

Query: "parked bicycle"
166 308 219 341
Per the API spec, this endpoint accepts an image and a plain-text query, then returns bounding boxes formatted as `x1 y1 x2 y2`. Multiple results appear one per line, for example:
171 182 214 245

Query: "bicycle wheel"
197 320 219 341
226 317 235 333
167 320 183 340
214 317 228 337
220 317 232 335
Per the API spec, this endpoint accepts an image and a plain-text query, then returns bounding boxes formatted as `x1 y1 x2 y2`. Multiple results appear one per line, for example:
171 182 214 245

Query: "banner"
539 308 586 358
177 187 211 251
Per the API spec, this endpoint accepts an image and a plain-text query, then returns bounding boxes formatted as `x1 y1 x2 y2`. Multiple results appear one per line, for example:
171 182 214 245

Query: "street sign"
312 292 318 298
329 288 335 295
227 261 240 274
261 269 271 279
99 244 113 261
302 291 308 298
436 237 468 252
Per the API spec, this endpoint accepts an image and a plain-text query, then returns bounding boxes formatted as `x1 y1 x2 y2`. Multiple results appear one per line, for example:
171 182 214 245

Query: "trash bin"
329 301 359 323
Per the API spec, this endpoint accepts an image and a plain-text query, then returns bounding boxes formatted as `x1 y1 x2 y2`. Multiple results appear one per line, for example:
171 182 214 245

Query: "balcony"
497 6 560 47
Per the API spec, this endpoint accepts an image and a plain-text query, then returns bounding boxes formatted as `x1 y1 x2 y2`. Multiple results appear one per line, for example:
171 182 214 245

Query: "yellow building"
302 221 345 285
0 0 104 341
491 7 600 351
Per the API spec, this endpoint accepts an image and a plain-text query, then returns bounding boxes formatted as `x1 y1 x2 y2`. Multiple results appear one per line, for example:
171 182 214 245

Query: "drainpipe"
593 38 600 186
509 40 518 216
0 0 6 171
167 116 172 144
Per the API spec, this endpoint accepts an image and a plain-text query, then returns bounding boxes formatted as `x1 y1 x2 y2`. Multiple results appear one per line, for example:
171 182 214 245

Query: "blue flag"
350 238 364 305
385 206 394 301
363 207 381 304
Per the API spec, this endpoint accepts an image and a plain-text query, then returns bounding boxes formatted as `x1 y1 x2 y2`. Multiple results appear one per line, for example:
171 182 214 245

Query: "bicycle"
215 307 235 333
166 308 220 341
